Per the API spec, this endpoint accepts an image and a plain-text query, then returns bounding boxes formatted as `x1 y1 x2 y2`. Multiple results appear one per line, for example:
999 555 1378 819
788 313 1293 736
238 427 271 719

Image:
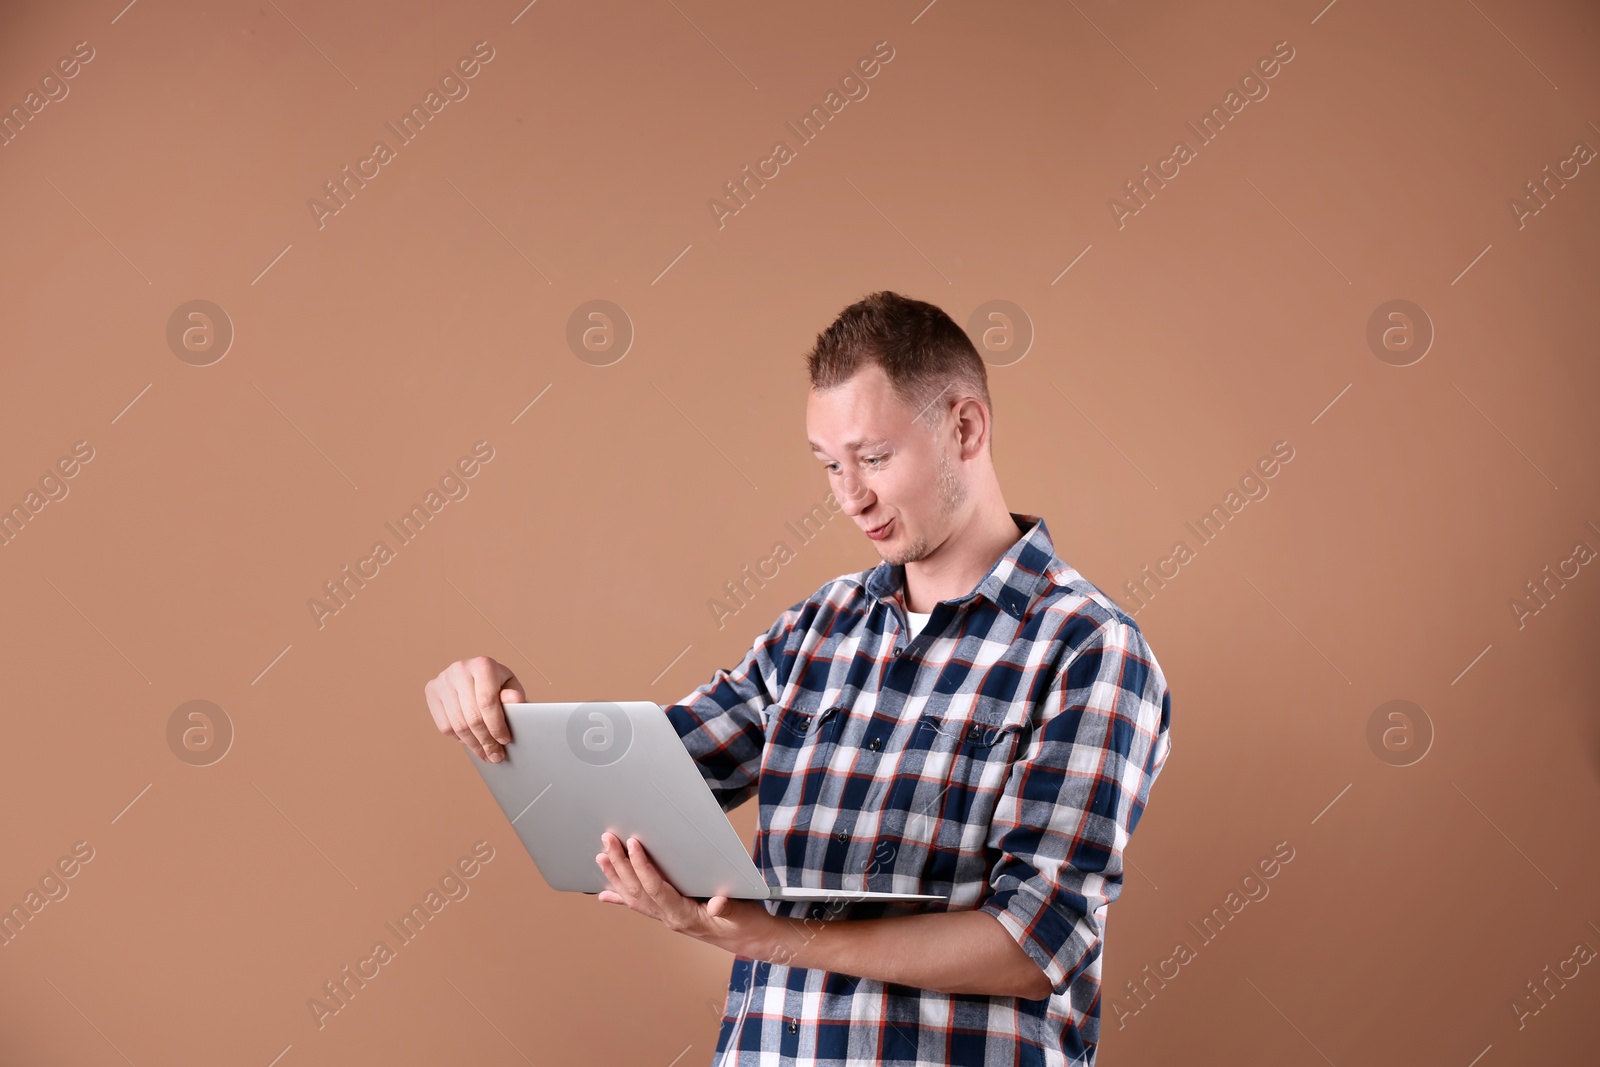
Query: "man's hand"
595 831 775 955
424 656 524 762
594 831 1051 997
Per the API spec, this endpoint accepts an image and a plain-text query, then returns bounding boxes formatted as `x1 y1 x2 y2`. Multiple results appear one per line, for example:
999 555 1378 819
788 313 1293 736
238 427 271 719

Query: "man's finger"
627 838 671 900
600 833 645 899
472 666 513 747
595 851 620 892
498 668 525 710
596 855 641 911
455 668 498 753
437 684 487 760
447 664 498 756
624 838 695 930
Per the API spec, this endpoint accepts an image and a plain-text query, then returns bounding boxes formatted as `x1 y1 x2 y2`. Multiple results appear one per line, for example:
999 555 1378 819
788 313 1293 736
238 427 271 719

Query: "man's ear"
954 396 989 458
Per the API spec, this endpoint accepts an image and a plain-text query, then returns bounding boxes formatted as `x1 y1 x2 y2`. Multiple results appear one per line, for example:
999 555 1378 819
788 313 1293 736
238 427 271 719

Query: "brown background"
2 0 1597 1064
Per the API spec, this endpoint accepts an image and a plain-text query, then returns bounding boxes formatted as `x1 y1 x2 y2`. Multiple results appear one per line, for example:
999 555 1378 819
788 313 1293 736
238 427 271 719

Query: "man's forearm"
746 907 1055 1000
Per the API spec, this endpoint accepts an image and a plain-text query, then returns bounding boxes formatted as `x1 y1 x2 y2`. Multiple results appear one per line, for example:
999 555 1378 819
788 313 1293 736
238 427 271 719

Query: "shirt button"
967 725 982 741
836 830 849 843
868 736 883 751
786 1019 798 1034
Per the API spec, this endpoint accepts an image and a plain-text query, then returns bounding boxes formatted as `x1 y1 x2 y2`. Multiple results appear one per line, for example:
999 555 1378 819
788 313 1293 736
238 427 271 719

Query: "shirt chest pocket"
760 689 851 813
892 709 1029 855
769 698 844 747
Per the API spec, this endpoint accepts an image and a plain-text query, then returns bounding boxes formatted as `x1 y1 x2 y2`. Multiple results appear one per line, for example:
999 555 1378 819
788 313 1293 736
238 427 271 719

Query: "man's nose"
835 472 873 515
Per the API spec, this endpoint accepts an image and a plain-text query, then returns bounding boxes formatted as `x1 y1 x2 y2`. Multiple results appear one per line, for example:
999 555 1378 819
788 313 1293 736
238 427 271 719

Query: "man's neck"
902 506 1023 613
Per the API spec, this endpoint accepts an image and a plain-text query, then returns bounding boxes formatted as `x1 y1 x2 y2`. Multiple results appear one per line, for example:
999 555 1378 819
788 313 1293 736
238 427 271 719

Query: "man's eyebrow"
809 437 887 454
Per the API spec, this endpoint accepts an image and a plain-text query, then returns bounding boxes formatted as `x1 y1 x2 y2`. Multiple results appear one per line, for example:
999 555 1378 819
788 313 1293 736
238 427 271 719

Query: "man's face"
806 364 967 566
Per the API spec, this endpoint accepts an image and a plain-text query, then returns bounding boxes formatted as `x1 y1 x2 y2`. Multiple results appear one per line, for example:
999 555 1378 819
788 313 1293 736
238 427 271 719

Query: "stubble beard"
878 445 967 567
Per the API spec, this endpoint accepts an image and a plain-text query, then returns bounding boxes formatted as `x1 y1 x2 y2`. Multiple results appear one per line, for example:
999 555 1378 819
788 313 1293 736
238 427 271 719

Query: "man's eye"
864 455 885 467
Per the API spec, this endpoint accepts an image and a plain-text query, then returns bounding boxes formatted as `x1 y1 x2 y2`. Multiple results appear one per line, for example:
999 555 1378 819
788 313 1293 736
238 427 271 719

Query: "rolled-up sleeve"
661 597 809 813
977 616 1174 997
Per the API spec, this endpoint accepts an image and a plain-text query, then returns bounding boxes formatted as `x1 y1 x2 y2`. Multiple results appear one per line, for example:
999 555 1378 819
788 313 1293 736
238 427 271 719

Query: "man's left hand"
595 831 777 956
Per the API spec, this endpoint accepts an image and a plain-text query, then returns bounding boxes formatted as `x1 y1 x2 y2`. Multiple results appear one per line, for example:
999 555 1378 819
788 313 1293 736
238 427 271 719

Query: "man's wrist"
695 900 789 962
733 911 804 966
766 916 813 967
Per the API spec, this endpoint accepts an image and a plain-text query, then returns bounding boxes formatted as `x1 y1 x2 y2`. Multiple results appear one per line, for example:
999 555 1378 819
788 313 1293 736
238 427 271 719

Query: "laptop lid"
464 701 944 902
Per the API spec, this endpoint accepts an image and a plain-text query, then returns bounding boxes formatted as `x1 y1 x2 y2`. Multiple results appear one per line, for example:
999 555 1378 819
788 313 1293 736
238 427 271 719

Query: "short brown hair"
805 290 992 434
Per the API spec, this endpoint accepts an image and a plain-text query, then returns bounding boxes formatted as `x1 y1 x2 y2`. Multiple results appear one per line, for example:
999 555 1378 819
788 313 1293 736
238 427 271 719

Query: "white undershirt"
905 609 933 640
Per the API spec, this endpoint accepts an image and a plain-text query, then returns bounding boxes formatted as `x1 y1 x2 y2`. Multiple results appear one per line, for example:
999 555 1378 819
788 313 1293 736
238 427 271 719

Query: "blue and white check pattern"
665 513 1173 1066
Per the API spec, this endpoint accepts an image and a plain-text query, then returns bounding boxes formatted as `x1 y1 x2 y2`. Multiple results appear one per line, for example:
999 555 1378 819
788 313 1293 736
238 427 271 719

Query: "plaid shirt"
665 513 1173 1066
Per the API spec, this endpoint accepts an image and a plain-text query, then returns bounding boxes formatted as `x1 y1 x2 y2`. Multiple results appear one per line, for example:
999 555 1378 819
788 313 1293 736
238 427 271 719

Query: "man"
424 290 1174 1065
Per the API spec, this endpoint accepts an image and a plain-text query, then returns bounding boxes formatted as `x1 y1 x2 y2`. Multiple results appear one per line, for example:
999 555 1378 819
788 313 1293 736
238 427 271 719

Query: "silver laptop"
465 701 946 902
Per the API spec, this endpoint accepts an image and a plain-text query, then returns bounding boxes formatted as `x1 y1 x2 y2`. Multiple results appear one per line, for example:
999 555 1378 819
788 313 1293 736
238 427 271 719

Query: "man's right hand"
424 656 525 763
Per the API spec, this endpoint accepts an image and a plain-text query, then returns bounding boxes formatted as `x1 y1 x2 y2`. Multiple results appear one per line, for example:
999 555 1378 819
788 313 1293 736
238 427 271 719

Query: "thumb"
705 895 731 918
498 669 525 704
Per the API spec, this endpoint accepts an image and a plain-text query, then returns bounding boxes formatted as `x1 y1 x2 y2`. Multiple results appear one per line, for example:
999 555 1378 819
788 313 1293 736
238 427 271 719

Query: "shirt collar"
860 512 1059 622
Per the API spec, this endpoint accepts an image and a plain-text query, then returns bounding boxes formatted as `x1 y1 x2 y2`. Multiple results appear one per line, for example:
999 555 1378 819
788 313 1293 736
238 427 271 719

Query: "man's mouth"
865 518 894 541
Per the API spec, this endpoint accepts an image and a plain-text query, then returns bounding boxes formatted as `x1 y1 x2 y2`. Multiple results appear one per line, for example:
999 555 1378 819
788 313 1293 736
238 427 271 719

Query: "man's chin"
874 543 923 567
